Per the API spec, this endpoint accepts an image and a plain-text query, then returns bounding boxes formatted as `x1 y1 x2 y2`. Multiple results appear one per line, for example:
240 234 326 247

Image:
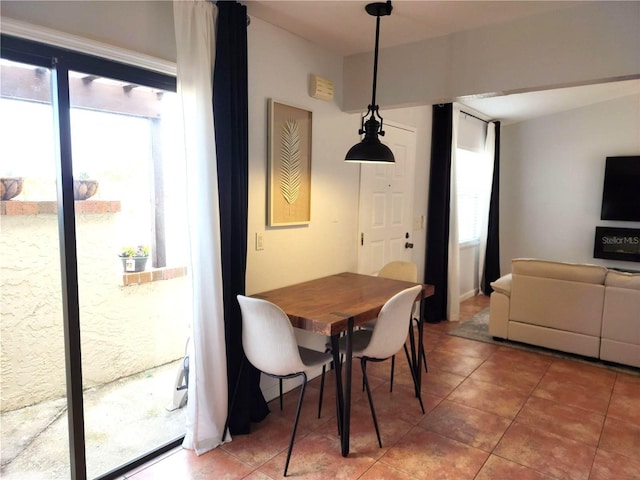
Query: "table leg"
408 320 418 393
406 294 425 400
416 292 425 393
330 334 343 438
341 317 354 457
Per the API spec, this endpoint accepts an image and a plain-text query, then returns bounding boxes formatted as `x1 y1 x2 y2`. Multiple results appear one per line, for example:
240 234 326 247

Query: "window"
455 112 491 245
456 147 491 244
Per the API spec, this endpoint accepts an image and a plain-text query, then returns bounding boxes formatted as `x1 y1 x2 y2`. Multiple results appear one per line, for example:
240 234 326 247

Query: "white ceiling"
459 79 640 125
245 1 584 57
245 0 639 124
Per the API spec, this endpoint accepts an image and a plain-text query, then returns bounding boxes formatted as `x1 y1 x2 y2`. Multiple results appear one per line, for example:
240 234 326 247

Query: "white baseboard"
460 289 478 302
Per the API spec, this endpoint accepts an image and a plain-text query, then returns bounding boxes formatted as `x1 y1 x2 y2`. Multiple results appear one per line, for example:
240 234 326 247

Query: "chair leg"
390 354 395 392
361 360 367 392
421 341 428 372
361 358 382 448
318 345 333 419
413 318 428 372
283 372 307 477
317 348 342 435
403 344 425 414
222 357 245 442
279 379 284 411
317 364 326 419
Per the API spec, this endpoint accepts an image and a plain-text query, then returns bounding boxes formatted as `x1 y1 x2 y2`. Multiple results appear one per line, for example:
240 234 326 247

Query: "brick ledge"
122 266 187 286
1 200 121 215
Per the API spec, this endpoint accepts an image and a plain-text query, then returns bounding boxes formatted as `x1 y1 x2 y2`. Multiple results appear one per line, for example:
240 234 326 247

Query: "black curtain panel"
423 104 453 323
482 121 501 295
214 0 269 435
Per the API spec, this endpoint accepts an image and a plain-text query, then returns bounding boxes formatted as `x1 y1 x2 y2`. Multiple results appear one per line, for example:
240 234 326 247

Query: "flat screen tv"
600 156 640 221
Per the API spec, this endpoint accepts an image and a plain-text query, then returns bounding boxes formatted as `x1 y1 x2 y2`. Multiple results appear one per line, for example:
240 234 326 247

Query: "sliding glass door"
1 36 190 480
0 57 71 479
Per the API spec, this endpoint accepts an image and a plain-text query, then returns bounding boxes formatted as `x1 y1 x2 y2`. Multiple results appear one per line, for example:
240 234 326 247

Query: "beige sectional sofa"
489 258 640 368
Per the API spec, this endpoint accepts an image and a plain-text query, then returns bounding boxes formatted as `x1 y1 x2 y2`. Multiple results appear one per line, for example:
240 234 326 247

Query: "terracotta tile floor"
125 295 640 479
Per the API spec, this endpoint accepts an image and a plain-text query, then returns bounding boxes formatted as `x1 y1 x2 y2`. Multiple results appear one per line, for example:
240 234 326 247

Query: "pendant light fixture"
345 0 394 164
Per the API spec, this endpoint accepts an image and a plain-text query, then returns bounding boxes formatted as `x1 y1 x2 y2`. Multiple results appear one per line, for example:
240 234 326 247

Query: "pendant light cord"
371 13 381 108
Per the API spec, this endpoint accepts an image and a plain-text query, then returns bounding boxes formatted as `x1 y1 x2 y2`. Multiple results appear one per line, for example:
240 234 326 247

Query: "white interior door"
357 122 417 275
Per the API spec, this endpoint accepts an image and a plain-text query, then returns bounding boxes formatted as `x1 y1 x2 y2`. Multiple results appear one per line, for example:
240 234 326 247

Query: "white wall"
246 18 366 399
246 17 362 295
0 1 176 62
344 2 640 111
500 94 640 274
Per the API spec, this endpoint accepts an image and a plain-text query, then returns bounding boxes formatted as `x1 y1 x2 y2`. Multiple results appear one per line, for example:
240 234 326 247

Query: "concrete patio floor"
1 360 186 480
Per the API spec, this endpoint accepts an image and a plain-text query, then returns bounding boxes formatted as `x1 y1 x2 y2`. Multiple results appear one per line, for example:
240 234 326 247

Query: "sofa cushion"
509 321 601 358
510 275 605 337
490 274 512 296
512 258 607 285
602 286 640 341
605 270 640 290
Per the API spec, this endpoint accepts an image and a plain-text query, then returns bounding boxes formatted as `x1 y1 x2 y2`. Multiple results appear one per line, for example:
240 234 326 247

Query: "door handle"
405 242 414 249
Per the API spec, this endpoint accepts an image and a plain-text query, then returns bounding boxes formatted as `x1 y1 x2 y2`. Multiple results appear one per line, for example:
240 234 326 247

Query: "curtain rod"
435 104 492 123
460 110 489 124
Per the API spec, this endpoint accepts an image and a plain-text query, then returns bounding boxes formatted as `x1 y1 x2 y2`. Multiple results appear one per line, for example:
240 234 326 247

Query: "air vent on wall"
309 74 334 101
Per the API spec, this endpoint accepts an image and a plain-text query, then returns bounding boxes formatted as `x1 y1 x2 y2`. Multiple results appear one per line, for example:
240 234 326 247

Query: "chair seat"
298 346 333 369
336 330 373 356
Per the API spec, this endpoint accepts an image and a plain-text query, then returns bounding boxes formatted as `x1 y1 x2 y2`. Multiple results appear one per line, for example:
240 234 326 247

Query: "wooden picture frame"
268 99 312 226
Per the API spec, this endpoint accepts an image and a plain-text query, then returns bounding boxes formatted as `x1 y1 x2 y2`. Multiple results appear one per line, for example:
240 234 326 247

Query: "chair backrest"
359 285 422 360
237 295 307 376
378 261 418 283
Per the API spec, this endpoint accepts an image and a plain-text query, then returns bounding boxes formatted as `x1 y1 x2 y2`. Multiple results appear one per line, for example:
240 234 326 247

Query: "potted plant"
0 174 24 201
73 172 99 200
119 244 150 272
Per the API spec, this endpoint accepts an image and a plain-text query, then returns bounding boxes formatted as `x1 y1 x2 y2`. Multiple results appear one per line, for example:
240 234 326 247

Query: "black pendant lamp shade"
345 1 394 164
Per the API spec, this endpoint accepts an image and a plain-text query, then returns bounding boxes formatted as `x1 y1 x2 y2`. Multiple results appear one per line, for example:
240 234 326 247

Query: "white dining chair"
223 295 333 477
363 261 428 391
329 285 423 448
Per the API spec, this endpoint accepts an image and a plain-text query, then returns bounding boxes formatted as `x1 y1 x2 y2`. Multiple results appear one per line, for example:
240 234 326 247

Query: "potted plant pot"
0 177 24 200
73 179 99 200
120 256 149 273
119 245 150 273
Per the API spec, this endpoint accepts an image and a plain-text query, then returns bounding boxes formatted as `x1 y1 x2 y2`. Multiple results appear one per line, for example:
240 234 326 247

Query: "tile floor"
124 295 640 479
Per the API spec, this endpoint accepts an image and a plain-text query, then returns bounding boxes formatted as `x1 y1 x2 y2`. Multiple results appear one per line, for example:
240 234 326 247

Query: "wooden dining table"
252 272 435 456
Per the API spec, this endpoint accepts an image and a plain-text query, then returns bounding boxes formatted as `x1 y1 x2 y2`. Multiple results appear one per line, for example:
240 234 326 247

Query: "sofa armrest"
489 291 510 339
491 274 512 297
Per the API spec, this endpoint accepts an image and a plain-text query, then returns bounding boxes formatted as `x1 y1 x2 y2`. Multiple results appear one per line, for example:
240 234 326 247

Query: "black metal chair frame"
223 356 312 477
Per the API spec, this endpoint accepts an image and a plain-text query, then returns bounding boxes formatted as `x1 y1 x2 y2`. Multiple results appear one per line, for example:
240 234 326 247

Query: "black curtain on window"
423 104 453 323
482 121 501 295
214 0 269 435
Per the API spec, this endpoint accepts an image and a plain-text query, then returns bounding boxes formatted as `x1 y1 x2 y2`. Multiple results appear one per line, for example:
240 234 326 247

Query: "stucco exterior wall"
0 205 189 412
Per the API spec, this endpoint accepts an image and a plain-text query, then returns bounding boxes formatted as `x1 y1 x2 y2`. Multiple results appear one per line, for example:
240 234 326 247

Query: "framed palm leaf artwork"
268 99 312 226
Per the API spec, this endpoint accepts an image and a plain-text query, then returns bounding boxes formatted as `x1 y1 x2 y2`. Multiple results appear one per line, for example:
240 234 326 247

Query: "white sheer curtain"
447 108 461 321
477 122 496 291
174 1 228 454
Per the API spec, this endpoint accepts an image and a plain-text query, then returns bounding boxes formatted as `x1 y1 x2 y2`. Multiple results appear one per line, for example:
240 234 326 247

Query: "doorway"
0 36 189 480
